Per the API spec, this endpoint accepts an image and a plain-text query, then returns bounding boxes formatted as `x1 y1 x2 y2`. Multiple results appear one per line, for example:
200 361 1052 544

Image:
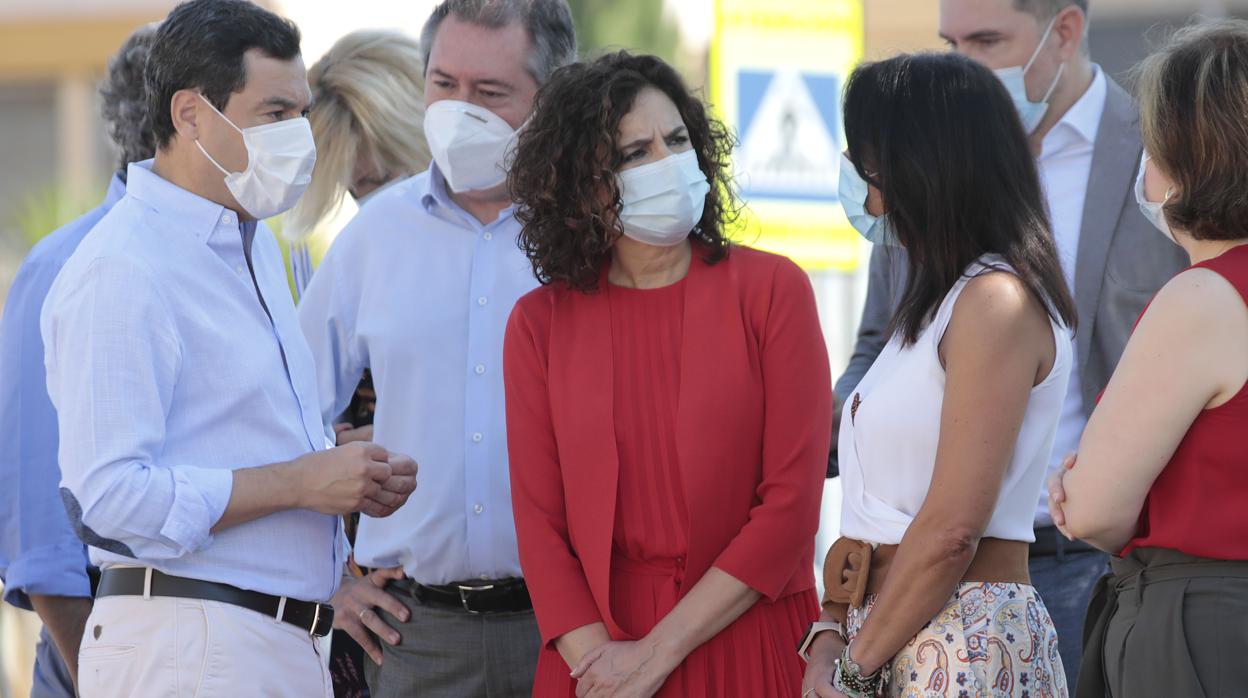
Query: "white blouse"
839 255 1073 545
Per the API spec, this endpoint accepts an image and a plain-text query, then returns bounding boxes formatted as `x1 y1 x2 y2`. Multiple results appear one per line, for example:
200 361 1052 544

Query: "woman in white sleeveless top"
801 53 1076 698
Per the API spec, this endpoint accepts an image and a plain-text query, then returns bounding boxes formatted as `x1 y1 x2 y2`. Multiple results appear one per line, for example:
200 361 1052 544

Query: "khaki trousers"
78 595 331 697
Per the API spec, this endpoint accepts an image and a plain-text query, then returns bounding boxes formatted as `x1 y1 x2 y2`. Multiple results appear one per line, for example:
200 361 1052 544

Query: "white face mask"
194 94 316 220
994 17 1065 133
423 100 519 193
1134 152 1177 245
616 150 710 247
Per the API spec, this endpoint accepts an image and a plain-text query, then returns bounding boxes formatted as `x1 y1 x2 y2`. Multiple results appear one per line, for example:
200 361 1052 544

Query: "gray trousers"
365 585 540 698
1080 548 1248 698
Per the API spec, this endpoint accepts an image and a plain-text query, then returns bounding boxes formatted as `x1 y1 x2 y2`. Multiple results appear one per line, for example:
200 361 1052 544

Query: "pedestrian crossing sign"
710 0 865 271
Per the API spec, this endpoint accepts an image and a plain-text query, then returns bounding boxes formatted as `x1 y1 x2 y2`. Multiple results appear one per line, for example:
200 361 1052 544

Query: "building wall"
865 0 944 57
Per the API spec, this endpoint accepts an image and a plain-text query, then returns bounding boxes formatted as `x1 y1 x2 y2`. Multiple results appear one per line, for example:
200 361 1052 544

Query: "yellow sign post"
710 0 864 272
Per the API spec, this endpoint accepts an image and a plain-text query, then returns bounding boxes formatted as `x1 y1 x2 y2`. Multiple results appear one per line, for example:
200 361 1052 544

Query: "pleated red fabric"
529 277 818 697
608 279 690 562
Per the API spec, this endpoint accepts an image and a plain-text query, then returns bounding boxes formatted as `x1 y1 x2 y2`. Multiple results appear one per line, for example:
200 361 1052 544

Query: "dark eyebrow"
474 79 515 91
259 96 300 112
620 126 688 153
963 30 1006 43
430 68 456 81
620 136 653 152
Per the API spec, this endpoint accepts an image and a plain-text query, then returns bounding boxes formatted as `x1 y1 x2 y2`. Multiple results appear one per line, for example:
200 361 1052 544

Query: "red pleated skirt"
532 556 819 697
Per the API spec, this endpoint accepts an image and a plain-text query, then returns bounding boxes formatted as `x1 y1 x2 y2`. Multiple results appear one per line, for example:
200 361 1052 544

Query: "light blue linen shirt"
0 174 125 611
41 161 344 602
298 165 536 585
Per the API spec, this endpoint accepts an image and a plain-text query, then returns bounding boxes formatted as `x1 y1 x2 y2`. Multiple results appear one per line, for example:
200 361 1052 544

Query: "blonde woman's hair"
1136 19 1248 241
286 29 432 239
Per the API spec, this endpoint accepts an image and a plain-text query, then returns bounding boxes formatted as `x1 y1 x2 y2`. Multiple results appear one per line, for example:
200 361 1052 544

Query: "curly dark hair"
99 24 158 178
508 51 739 291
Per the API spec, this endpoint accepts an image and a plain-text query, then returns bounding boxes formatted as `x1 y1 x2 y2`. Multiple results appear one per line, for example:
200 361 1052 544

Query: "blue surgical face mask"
838 153 896 246
1134 152 1177 245
993 17 1064 134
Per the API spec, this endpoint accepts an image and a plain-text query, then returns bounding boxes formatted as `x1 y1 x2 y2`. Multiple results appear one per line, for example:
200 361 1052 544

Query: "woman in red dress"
503 51 832 697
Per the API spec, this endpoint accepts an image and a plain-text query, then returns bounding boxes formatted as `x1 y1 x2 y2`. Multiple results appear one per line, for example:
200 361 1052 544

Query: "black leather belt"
394 577 532 615
96 568 334 637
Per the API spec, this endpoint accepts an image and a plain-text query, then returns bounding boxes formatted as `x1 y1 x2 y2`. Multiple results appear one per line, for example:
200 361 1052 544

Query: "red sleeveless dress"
1121 244 1248 560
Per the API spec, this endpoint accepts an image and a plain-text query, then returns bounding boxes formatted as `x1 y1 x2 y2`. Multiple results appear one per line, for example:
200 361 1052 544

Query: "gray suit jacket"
830 78 1188 469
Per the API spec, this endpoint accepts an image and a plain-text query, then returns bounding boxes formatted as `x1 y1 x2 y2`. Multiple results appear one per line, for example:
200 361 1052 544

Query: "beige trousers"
77 595 332 697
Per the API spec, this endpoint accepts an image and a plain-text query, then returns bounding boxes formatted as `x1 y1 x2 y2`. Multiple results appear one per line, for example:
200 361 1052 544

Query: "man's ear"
170 89 202 143
1054 5 1087 62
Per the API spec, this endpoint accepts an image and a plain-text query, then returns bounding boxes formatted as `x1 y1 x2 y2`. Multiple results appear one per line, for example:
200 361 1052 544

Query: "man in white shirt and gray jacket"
831 0 1186 688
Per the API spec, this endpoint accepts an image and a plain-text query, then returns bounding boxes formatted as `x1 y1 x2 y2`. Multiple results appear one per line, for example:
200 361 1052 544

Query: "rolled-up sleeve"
713 259 833 599
42 257 233 561
503 301 603 647
0 258 90 608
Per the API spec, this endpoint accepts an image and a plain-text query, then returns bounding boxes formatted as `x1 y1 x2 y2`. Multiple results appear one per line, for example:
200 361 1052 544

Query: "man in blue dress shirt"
0 25 157 698
38 2 416 695
297 1 575 696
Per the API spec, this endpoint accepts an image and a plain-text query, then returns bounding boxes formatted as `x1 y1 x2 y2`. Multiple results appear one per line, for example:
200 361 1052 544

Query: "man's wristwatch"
797 620 846 661
831 644 884 697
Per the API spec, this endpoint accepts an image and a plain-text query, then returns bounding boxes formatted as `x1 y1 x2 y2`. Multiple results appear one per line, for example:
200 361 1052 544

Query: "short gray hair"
100 24 159 177
1014 0 1090 52
1013 0 1089 20
420 0 577 84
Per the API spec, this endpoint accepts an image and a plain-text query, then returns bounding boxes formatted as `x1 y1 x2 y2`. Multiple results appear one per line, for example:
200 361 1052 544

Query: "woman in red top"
1049 20 1248 698
503 52 832 697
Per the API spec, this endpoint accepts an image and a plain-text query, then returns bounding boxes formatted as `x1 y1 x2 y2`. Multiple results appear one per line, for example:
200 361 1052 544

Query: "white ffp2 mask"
423 100 519 193
194 94 316 220
617 150 710 247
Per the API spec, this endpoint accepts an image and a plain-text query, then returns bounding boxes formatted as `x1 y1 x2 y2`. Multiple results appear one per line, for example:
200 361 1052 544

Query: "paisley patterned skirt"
846 582 1068 698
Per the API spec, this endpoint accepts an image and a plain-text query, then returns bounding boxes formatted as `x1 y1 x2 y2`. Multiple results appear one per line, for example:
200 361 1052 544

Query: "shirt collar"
103 169 129 207
420 161 517 225
420 161 453 213
124 159 234 244
1050 64 1107 148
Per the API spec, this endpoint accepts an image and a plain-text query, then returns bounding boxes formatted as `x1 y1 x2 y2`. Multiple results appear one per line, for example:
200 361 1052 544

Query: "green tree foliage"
11 185 101 249
567 0 680 63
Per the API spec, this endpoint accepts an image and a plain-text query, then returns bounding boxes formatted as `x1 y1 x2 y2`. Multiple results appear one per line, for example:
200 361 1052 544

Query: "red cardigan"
503 245 833 647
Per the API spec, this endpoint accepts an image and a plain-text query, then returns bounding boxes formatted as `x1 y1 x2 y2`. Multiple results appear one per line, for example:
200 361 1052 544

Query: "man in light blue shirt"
39 2 415 695
0 25 156 698
297 1 575 695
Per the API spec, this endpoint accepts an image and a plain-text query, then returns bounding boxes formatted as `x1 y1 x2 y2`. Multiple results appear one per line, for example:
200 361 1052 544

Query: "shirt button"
483 232 493 241
222 212 234 225
477 296 488 306
235 264 245 275
471 432 483 443
474 364 486 375
473 503 484 515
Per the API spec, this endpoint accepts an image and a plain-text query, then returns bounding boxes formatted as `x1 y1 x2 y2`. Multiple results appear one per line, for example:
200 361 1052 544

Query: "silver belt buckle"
456 583 495 614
